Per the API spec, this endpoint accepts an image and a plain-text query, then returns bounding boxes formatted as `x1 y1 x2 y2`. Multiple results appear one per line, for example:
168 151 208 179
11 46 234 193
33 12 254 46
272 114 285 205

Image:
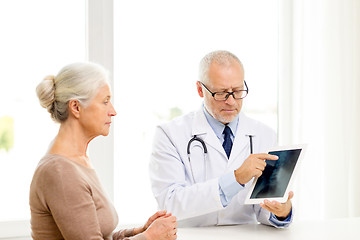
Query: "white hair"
36 62 109 123
198 50 244 84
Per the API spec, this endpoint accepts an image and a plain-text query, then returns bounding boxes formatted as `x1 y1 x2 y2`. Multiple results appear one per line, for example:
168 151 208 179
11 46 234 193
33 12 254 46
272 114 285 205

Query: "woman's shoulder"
37 154 76 170
34 154 86 181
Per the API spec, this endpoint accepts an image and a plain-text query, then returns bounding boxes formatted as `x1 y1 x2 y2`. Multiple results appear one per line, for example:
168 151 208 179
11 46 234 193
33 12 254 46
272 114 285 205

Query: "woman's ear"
68 100 81 119
196 81 204 98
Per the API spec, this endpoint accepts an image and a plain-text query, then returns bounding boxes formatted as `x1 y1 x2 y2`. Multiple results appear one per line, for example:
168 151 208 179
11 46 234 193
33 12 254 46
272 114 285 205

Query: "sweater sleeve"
112 229 147 240
38 161 105 239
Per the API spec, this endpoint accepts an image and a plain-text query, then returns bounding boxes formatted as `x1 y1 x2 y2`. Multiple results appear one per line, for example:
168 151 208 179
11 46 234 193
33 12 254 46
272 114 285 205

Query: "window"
0 0 86 236
114 0 279 224
1 0 280 236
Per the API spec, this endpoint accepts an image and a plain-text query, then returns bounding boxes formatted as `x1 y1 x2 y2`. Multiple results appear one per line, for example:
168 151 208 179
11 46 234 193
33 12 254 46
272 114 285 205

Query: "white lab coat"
149 108 290 227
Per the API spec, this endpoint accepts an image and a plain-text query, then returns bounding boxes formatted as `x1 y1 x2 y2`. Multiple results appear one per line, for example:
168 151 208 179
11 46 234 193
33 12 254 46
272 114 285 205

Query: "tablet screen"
250 149 302 199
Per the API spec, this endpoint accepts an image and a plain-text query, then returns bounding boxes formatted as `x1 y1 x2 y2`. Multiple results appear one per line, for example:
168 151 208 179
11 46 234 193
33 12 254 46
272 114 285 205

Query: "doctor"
149 50 293 228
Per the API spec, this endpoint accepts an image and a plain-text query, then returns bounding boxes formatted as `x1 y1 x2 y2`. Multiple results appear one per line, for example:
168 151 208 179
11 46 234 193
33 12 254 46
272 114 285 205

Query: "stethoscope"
187 134 254 182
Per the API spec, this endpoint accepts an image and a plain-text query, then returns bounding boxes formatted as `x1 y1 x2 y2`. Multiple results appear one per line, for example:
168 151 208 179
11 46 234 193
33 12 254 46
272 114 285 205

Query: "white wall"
279 0 360 220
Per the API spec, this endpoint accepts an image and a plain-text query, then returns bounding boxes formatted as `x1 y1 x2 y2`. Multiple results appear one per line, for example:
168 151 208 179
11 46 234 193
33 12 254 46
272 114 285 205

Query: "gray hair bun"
36 75 56 111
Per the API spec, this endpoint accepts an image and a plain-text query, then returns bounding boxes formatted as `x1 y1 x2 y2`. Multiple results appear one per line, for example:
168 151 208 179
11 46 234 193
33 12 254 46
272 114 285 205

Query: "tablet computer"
244 144 306 204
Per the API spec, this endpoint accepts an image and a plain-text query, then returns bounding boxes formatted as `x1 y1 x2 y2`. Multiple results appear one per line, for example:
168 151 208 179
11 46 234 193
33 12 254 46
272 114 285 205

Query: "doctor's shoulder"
158 111 195 132
243 114 277 139
154 111 195 146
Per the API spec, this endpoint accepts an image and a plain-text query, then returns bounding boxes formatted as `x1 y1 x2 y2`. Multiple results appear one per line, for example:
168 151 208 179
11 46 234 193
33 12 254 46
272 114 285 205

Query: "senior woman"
30 62 177 240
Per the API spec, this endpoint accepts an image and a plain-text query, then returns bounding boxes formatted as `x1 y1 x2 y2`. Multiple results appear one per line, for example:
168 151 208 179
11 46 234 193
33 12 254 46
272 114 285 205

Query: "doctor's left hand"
260 191 294 220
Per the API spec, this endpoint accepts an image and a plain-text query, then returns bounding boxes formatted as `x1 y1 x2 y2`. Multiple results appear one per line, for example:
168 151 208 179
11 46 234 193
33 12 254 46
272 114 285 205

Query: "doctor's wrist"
234 169 246 186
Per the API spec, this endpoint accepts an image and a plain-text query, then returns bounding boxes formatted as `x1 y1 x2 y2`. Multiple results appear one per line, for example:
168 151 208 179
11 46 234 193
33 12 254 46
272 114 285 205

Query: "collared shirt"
202 106 291 224
203 107 243 205
203 107 238 144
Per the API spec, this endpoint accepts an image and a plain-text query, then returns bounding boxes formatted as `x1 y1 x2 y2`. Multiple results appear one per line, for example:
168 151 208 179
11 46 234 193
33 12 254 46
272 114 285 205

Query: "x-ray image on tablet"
244 145 306 204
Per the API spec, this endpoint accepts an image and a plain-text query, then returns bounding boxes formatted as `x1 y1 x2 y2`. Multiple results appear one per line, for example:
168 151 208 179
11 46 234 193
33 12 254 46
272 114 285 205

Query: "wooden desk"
177 217 360 239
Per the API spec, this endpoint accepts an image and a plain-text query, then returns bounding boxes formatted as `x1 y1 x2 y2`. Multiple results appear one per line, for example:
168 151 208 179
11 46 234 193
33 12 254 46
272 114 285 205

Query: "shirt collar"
202 105 239 139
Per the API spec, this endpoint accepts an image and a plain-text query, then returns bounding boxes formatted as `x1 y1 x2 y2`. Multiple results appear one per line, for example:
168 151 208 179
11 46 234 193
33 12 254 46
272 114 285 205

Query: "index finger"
149 210 167 221
254 153 279 161
156 210 167 215
287 191 294 201
161 215 177 223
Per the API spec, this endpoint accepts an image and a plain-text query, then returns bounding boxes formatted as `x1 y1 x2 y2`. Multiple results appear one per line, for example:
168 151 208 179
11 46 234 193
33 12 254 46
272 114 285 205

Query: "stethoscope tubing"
246 135 254 154
187 135 207 182
187 135 207 155
187 134 254 183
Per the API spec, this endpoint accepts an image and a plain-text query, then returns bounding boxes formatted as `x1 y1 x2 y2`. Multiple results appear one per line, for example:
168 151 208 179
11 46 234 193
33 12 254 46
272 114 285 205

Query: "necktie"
222 125 233 158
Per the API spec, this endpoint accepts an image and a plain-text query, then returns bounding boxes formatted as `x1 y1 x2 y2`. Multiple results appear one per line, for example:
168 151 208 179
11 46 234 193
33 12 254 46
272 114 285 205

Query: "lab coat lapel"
228 112 256 163
191 109 225 156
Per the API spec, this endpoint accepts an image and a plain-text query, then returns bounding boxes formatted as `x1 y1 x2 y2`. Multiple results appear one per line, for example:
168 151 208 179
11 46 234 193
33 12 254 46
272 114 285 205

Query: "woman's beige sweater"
29 154 145 240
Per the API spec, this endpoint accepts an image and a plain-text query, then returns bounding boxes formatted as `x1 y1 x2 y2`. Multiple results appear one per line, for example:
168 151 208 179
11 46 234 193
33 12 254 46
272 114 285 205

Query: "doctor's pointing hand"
149 50 294 228
234 153 279 185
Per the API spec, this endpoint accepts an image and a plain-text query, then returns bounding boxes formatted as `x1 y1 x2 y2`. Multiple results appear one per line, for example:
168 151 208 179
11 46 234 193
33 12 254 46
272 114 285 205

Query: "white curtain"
278 0 360 220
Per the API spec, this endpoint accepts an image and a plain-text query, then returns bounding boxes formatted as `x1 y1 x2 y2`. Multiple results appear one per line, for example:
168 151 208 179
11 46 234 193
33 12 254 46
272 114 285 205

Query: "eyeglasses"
199 81 248 101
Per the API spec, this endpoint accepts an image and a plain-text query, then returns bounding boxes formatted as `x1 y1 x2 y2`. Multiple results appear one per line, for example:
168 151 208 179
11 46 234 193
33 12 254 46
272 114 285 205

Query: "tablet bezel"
244 144 306 205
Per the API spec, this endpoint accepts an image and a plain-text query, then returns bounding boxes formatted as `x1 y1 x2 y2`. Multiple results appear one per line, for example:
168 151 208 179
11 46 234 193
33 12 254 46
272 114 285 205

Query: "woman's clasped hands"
142 210 177 240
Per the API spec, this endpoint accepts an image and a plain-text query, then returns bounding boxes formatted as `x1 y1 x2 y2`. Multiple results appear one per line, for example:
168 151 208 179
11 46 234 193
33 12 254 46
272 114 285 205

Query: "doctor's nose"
224 94 236 105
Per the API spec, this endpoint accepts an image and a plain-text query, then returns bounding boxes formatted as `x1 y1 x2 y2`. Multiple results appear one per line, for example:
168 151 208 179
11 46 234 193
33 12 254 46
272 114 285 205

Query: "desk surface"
177 217 360 239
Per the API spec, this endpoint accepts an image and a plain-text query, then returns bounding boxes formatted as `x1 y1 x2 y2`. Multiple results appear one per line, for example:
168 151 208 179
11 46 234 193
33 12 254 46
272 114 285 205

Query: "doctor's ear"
196 81 204 98
68 99 81 119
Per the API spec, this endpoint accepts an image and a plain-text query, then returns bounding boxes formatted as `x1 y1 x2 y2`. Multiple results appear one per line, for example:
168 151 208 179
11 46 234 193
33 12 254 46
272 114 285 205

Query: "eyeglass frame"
199 81 249 101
